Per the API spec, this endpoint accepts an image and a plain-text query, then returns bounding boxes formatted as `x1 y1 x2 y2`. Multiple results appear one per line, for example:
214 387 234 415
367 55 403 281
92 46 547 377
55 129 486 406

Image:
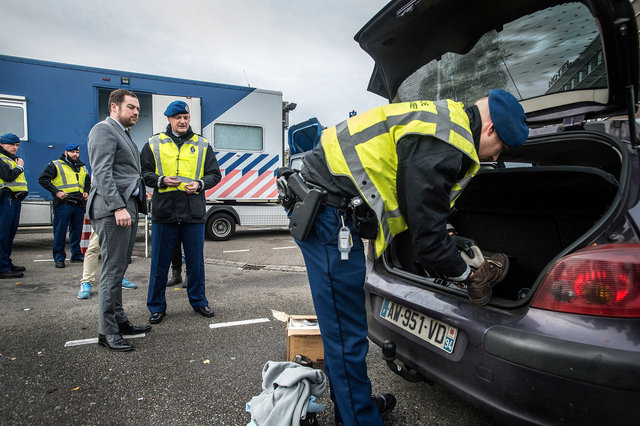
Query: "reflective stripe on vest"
322 100 480 258
51 159 88 193
0 154 28 192
148 133 208 192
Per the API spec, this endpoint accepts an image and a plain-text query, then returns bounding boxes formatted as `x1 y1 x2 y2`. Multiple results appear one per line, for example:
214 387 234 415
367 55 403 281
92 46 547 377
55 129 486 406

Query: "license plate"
379 299 458 354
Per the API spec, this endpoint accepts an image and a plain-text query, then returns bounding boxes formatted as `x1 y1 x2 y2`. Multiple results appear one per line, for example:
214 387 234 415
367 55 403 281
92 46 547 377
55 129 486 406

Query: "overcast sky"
0 0 390 128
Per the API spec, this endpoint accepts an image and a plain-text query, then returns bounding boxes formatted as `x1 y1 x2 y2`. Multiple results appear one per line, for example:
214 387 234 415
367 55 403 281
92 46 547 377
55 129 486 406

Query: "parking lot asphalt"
0 228 502 425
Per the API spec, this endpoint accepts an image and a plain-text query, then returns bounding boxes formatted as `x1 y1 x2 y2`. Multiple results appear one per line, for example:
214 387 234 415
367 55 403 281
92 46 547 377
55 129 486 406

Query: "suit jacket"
87 117 148 219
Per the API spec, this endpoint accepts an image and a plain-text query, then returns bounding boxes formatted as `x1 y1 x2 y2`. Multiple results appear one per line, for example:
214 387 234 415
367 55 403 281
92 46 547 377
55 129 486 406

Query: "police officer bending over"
0 133 28 279
39 143 90 268
141 100 221 324
280 90 529 425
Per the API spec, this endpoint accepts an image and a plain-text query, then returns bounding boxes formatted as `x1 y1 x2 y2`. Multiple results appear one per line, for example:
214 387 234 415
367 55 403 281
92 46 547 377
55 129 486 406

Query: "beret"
488 89 529 148
164 100 190 117
65 143 79 151
0 133 20 144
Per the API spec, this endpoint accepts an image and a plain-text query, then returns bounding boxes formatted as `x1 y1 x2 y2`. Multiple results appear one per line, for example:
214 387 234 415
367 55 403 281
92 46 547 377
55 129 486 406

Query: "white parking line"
272 246 297 250
223 249 250 253
64 333 146 347
209 318 270 329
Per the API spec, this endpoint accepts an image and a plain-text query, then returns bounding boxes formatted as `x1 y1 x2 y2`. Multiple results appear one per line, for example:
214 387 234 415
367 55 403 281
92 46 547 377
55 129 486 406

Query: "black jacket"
302 105 482 280
38 154 90 209
0 146 28 200
140 125 221 224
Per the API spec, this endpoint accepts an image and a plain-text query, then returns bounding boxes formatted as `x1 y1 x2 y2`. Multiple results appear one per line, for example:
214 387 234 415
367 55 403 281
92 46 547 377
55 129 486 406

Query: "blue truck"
0 54 293 240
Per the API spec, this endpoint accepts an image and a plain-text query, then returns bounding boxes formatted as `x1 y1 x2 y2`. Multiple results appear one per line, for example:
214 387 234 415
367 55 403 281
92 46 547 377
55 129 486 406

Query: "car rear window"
397 2 604 106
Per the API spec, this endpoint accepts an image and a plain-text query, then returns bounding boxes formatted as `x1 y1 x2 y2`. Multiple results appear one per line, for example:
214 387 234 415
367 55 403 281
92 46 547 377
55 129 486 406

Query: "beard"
116 107 138 128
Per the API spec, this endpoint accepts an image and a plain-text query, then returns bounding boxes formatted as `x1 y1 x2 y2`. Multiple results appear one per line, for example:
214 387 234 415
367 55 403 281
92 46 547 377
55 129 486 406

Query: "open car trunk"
384 131 624 306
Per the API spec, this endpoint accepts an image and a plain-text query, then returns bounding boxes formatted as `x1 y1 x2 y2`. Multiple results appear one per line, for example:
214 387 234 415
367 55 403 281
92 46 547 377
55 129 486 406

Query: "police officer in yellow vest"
288 89 529 425
39 143 90 268
0 133 28 279
141 100 221 324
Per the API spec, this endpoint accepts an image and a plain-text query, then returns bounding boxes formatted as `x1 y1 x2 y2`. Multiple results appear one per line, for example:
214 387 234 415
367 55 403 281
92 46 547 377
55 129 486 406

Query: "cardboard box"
286 315 324 364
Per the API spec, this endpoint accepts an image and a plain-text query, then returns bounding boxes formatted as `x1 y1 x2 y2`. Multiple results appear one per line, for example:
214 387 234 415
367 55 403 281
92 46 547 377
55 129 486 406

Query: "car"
355 0 640 424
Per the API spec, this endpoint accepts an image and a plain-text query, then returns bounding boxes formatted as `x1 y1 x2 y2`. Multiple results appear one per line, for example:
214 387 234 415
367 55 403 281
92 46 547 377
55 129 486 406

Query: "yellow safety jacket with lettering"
51 159 88 194
0 153 28 192
148 133 208 192
321 100 480 257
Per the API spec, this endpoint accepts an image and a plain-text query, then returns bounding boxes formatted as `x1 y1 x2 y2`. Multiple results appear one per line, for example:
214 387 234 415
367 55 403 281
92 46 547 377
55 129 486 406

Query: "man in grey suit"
87 89 151 351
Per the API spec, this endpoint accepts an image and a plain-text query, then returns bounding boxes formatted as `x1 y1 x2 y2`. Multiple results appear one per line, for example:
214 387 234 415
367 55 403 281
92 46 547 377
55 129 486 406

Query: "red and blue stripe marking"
206 152 280 200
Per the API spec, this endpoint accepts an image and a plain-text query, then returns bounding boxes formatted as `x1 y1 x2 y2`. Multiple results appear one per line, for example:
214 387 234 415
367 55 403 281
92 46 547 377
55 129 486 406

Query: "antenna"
243 69 251 87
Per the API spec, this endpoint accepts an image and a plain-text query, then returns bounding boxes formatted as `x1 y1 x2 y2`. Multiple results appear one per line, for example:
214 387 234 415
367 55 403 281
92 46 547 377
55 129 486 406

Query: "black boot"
166 267 183 287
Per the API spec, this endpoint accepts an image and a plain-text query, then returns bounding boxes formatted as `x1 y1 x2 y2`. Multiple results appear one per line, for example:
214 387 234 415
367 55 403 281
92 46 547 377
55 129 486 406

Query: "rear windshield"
397 2 604 106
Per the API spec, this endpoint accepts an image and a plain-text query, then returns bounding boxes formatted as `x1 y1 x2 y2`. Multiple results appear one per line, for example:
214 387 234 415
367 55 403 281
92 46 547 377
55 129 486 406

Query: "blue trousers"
147 222 209 313
296 206 384 426
52 203 84 262
0 194 21 272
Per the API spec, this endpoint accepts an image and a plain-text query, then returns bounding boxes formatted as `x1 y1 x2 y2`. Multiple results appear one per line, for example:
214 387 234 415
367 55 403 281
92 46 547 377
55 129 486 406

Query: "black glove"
450 234 477 258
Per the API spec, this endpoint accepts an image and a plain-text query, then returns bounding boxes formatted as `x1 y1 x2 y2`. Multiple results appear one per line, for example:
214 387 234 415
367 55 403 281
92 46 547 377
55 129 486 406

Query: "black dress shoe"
195 305 215 317
98 333 134 351
118 320 152 334
70 258 84 263
55 261 65 268
149 312 166 324
0 270 24 279
10 265 26 272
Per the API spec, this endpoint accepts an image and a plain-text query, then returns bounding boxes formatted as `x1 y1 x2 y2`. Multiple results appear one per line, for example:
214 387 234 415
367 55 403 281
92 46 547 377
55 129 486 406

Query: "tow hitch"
382 340 432 384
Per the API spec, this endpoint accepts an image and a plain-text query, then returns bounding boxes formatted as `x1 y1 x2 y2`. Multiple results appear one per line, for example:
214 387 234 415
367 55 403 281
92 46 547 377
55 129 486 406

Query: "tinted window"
213 123 264 151
397 2 603 105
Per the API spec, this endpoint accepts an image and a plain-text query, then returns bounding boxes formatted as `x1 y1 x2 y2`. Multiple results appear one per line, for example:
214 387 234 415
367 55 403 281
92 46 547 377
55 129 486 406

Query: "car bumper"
365 261 640 425
484 324 640 391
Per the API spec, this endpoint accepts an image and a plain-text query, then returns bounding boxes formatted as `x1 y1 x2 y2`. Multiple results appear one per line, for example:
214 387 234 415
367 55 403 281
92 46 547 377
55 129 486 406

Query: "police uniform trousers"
147 222 208 313
92 198 138 335
52 202 85 263
0 194 22 273
295 206 384 426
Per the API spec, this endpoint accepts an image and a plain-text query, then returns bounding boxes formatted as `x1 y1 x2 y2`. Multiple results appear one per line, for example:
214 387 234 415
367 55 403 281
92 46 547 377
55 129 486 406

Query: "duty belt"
278 171 364 241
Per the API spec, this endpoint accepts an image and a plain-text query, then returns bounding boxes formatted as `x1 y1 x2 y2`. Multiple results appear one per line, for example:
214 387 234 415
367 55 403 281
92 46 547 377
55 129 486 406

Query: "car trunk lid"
354 0 639 126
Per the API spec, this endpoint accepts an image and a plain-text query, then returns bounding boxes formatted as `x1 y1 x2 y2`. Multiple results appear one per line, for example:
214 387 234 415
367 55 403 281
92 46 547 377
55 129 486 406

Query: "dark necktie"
125 129 133 142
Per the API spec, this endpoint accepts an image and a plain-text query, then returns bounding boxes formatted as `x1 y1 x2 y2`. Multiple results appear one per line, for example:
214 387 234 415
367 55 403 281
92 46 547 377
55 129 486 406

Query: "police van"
0 54 292 240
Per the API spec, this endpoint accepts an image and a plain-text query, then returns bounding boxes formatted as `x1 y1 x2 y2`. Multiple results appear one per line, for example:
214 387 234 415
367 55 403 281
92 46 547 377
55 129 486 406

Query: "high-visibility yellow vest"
148 133 208 192
0 153 28 192
322 100 480 257
51 159 88 193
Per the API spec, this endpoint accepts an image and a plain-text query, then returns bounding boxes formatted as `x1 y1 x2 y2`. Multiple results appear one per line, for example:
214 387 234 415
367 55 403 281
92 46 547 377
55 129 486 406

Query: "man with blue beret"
0 133 28 279
39 143 91 268
140 100 221 324
286 89 528 425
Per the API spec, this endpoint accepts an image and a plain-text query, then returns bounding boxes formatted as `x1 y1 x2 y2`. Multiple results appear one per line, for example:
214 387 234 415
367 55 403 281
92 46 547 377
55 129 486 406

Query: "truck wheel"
206 212 236 241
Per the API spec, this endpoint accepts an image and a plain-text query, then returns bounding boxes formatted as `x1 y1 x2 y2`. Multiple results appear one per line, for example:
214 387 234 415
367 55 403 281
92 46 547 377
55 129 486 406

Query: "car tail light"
531 244 640 318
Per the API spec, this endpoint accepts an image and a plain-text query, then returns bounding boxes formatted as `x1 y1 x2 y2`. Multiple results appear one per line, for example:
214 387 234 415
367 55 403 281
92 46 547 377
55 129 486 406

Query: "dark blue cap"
488 89 529 148
164 100 190 117
0 133 20 144
65 143 79 151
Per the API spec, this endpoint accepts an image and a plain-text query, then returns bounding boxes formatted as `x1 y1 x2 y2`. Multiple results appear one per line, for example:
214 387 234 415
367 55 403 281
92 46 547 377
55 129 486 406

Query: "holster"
286 173 325 242
353 205 378 240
